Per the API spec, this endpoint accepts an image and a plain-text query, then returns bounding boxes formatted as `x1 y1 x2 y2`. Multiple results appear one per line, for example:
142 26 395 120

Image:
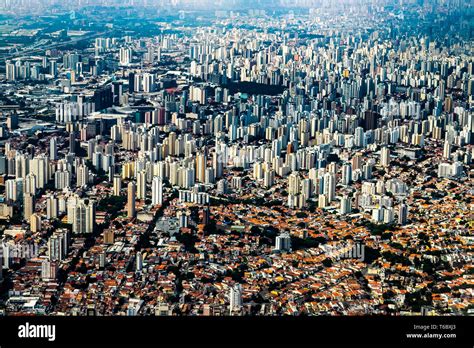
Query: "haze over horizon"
0 0 472 14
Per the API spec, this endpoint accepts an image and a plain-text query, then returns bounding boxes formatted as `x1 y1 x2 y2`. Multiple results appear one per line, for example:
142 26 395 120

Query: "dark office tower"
157 106 166 125
112 81 123 106
128 72 136 93
363 111 380 131
398 203 408 225
94 85 113 112
69 131 77 153
335 46 343 63
201 206 210 226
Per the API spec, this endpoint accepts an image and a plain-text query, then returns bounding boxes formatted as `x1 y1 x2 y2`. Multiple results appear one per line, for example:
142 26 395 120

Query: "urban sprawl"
0 0 472 316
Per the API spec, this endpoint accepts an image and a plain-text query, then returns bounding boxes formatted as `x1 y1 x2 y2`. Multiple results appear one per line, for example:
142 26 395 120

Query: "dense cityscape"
0 0 472 317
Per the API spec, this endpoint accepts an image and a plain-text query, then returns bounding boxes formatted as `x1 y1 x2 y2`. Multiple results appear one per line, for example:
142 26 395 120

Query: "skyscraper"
55 169 71 190
72 200 95 234
363 110 380 130
136 251 143 272
50 137 58 161
443 140 451 160
24 173 37 195
137 170 146 200
46 194 59 219
275 232 292 252
76 164 90 187
213 151 223 179
23 193 34 222
340 196 352 215
152 176 163 206
398 203 408 225
380 147 390 167
264 169 275 189
323 172 336 203
48 230 68 261
127 181 136 218
196 152 207 183
341 163 352 186
288 172 301 195
119 47 133 66
113 174 122 196
69 131 77 153
6 61 16 81
229 284 243 314
41 259 58 281
29 155 49 189
354 127 365 147
30 213 42 232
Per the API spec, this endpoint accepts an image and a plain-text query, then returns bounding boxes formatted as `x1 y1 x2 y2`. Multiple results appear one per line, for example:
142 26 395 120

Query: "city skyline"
0 0 472 323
